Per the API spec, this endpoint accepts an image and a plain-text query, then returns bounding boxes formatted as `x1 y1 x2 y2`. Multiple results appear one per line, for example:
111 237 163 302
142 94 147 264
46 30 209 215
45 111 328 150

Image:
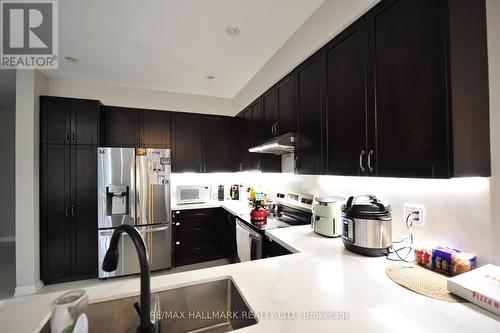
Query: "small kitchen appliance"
218 185 224 201
311 196 345 237
175 184 210 204
341 195 392 257
250 204 268 223
230 184 239 200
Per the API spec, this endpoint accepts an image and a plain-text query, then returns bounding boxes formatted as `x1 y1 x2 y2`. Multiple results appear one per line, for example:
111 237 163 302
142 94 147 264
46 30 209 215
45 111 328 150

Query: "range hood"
248 132 295 155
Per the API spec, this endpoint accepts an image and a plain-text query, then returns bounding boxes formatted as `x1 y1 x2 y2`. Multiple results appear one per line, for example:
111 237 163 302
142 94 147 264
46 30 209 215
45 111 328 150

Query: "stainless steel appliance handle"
367 149 374 173
237 219 260 238
359 150 366 173
99 230 114 236
144 226 169 232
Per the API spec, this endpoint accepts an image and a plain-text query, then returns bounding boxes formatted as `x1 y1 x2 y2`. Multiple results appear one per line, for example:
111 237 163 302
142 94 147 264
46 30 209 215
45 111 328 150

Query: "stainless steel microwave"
176 185 211 204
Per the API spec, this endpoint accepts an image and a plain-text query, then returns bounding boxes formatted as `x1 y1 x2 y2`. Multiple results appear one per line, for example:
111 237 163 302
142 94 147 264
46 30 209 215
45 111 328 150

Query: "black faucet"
102 224 155 333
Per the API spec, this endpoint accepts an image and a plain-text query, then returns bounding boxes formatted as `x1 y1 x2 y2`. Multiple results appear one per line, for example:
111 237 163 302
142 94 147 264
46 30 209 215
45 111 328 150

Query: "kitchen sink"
84 278 257 333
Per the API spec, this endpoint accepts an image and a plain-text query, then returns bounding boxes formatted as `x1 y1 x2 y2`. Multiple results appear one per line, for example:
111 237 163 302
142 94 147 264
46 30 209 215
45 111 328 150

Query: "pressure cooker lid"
342 195 391 216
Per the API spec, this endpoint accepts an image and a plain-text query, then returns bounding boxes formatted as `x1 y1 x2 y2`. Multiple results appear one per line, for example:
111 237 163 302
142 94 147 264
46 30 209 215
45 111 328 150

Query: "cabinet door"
103 106 139 147
325 19 367 176
172 113 203 172
219 211 236 259
71 99 99 145
203 116 231 172
262 89 277 140
240 108 253 171
296 54 323 174
141 110 171 148
276 73 296 134
41 96 71 145
40 144 72 283
71 145 97 278
366 0 448 178
250 100 263 170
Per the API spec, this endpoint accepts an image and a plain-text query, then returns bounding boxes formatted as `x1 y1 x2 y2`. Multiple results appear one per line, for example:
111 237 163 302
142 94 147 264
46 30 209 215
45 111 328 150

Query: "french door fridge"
97 147 172 278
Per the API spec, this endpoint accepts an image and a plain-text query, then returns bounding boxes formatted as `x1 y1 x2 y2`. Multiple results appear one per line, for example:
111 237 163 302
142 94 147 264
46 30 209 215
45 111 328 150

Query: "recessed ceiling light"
225 26 240 36
206 75 216 80
64 56 79 63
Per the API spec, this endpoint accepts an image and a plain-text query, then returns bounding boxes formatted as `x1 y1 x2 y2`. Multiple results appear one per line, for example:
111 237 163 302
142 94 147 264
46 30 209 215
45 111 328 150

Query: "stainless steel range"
97 147 172 278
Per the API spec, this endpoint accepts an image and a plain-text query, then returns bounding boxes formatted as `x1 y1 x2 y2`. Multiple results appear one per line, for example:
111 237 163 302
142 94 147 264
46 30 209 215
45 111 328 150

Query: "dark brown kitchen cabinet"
103 107 170 148
41 96 100 145
275 73 296 134
172 113 232 173
141 110 171 148
172 112 204 172
250 100 263 170
237 107 253 171
172 208 220 266
41 144 97 284
324 18 367 176
296 52 323 175
219 210 236 260
203 116 231 172
102 106 140 147
261 73 296 140
365 0 490 178
262 89 277 140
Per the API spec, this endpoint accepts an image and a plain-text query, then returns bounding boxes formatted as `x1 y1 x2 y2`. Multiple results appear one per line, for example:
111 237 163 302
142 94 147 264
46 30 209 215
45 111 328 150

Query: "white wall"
233 0 380 112
0 70 16 242
15 70 48 296
486 0 500 265
48 76 234 116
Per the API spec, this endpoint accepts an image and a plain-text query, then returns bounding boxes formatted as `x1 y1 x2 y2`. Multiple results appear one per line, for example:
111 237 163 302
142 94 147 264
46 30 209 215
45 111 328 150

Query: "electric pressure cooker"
341 195 392 257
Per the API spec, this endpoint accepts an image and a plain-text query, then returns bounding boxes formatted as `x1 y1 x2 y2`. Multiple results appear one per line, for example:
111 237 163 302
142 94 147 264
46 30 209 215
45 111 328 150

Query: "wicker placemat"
386 264 465 303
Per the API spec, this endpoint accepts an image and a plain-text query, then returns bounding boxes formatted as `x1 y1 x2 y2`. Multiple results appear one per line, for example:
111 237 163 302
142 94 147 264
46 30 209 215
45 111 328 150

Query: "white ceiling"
46 0 325 98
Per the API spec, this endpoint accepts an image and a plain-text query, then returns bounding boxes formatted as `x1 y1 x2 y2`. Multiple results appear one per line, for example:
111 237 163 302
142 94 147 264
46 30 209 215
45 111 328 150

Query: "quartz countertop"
1 213 499 332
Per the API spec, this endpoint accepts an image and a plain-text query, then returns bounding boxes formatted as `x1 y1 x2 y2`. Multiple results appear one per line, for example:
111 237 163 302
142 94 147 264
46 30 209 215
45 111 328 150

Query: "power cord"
386 211 420 263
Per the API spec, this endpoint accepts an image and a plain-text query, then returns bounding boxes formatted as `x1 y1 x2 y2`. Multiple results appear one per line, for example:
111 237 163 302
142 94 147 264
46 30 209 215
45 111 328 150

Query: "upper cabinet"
171 112 204 172
363 0 490 178
324 19 367 176
103 106 140 147
275 72 297 135
203 116 231 172
261 73 297 140
296 52 323 175
41 96 100 146
172 112 232 173
102 106 171 148
141 110 171 148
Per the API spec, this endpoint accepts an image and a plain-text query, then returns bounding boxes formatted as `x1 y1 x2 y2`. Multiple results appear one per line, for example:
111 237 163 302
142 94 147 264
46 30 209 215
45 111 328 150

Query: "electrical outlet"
403 203 425 227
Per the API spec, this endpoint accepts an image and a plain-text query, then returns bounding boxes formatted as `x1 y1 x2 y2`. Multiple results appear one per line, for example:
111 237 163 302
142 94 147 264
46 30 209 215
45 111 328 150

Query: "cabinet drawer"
174 217 216 237
172 208 219 220
174 234 218 266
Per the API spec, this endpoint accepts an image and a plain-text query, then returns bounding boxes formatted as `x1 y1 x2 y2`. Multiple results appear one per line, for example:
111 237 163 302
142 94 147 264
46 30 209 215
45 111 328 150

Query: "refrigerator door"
97 147 136 229
136 148 171 226
141 224 172 271
97 225 172 278
98 229 141 278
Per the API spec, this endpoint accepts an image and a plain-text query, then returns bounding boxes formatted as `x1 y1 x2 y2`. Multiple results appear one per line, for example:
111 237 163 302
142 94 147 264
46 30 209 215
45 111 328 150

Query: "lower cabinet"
265 236 293 258
172 208 221 266
172 208 237 267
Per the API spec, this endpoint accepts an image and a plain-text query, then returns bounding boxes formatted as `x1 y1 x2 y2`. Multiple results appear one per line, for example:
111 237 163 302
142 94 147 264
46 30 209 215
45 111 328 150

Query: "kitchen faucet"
102 224 155 333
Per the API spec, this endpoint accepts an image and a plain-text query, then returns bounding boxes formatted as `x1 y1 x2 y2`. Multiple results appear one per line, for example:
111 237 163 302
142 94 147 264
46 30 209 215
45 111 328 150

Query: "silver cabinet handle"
359 150 366 173
175 222 180 226
367 149 374 173
175 241 180 245
271 123 275 135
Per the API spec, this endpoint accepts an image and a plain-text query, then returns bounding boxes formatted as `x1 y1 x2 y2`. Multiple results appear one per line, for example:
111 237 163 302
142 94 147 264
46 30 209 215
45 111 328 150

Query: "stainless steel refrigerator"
97 147 171 278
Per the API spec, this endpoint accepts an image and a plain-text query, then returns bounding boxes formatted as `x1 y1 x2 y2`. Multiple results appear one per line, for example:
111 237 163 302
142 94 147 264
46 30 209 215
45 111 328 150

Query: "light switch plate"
403 203 425 227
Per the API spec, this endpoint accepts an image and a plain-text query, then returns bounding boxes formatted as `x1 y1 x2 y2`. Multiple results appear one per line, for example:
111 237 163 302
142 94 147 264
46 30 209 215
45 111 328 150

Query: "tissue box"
414 245 476 276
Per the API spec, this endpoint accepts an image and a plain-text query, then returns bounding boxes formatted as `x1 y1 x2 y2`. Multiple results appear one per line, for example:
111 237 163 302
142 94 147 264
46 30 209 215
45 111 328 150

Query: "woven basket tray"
386 263 466 303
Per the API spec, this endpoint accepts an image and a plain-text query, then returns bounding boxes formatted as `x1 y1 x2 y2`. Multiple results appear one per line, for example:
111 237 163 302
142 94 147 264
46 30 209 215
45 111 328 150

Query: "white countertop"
2 208 499 332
